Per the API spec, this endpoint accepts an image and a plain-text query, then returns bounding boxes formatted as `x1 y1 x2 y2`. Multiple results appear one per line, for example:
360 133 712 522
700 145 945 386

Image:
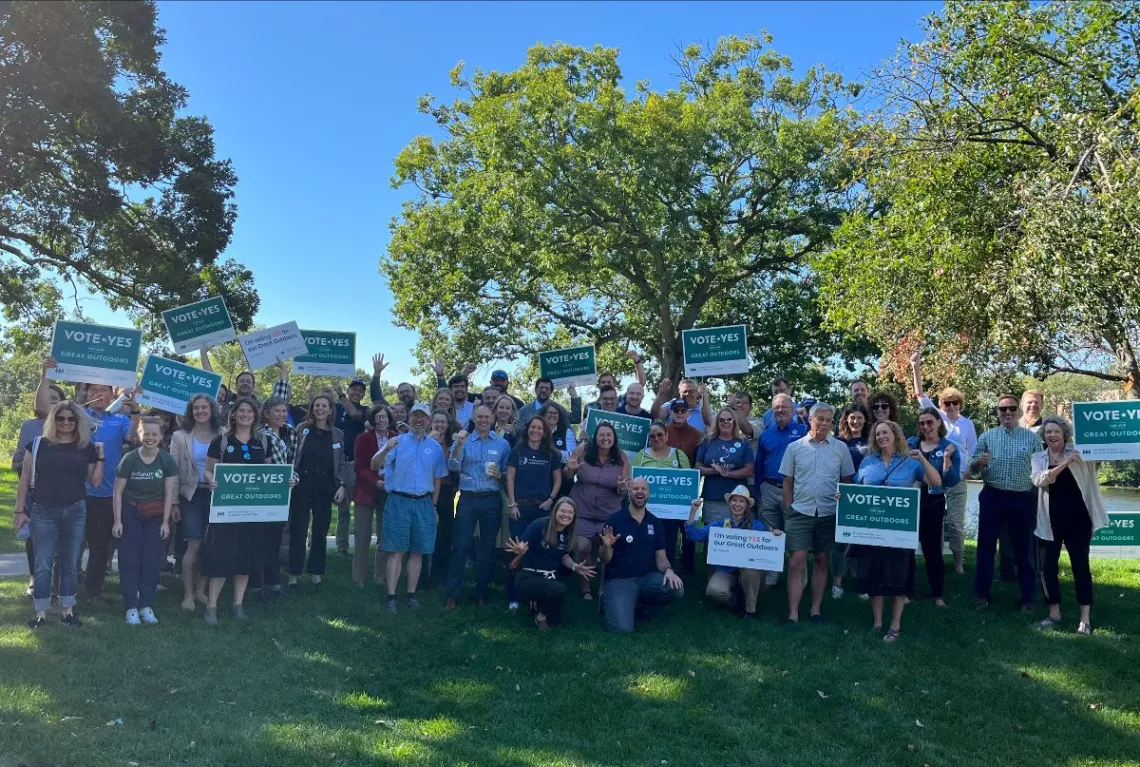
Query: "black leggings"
516 571 568 625
908 495 946 600
288 478 336 576
1040 514 1093 607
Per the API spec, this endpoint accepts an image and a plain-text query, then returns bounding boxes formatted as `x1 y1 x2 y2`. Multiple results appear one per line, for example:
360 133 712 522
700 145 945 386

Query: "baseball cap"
491 369 508 379
668 398 690 411
800 396 818 410
348 378 367 389
409 403 431 416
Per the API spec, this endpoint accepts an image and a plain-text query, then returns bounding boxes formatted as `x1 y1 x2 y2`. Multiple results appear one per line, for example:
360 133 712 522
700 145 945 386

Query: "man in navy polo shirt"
599 477 684 632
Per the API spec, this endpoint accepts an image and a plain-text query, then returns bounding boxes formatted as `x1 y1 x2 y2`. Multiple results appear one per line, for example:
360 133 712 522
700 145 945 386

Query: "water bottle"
106 393 129 414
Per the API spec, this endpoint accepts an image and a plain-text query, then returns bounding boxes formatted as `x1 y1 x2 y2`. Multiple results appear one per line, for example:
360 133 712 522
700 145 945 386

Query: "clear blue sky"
88 0 939 386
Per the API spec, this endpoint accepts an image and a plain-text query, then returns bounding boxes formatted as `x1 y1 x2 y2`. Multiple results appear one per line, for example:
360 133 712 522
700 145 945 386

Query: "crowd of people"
10 347 1110 638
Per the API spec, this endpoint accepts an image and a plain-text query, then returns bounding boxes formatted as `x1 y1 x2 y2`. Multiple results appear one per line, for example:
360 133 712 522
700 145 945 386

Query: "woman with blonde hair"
493 395 520 447
170 393 223 610
695 408 755 523
13 401 104 628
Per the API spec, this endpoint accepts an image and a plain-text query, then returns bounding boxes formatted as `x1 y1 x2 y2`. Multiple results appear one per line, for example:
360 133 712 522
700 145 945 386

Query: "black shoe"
739 611 756 621
59 613 82 628
27 616 46 629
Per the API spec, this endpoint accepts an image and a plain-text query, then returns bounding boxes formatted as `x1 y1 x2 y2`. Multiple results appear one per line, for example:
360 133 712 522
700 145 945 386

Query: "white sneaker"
508 601 519 613
139 607 159 625
125 608 141 626
858 593 870 602
831 586 844 600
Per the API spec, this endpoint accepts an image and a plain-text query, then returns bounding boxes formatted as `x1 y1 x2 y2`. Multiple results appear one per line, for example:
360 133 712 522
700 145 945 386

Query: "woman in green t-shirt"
113 416 179 626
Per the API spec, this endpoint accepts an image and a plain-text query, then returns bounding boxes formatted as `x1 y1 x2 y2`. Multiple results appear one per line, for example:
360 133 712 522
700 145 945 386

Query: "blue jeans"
974 486 1037 605
30 500 87 612
119 502 165 611
507 501 546 604
446 492 503 600
602 572 684 633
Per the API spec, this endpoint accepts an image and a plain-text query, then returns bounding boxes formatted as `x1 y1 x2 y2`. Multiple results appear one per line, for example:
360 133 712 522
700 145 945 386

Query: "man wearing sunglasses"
909 351 978 574
969 394 1043 611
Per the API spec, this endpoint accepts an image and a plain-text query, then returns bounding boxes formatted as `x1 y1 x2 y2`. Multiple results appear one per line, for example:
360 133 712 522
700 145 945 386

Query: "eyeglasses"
942 400 961 407
672 407 689 413
997 405 1018 413
649 431 665 439
54 415 77 423
872 403 891 411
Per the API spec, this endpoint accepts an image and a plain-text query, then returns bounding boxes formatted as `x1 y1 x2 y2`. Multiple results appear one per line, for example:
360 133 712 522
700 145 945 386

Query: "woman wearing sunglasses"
13 402 104 628
909 351 978 574
906 407 962 606
695 409 755 523
868 391 901 424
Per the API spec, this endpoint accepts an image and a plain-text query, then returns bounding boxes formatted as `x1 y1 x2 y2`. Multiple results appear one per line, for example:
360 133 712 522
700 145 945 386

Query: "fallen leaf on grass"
470 654 477 660
687 670 696 677
495 666 503 671
915 719 924 728
1016 724 1024 731
907 745 915 752
373 719 392 728
780 670 790 676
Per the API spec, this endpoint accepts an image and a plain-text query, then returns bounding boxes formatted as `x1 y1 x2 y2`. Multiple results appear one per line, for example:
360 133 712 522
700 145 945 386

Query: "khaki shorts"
756 482 785 532
784 510 835 553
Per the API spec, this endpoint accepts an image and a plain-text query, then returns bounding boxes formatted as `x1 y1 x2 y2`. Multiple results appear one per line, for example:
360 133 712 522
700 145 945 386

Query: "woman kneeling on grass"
854 421 941 642
113 416 179 625
504 497 595 631
684 486 776 620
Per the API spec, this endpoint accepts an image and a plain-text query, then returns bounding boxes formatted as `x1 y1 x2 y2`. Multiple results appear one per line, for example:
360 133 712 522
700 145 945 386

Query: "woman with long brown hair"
287 394 346 590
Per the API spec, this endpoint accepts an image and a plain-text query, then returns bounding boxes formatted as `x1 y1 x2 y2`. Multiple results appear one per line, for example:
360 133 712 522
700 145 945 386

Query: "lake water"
962 481 1140 538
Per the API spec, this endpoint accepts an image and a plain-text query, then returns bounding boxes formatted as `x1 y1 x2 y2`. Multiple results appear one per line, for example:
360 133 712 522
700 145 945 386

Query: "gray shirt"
11 418 45 473
778 434 855 517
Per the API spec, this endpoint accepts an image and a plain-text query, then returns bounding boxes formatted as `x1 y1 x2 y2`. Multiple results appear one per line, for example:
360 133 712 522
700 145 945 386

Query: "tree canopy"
816 0 1140 397
383 35 867 389
0 1 258 349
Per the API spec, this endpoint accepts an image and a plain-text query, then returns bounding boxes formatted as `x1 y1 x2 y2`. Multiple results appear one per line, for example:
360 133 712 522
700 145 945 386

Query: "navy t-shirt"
508 444 562 501
697 437 755 501
603 507 665 580
336 403 367 460
519 517 569 571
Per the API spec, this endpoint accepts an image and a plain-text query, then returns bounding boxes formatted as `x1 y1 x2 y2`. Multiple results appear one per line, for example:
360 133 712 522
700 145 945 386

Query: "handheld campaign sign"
161 297 236 354
237 322 308 371
681 325 749 378
209 464 293 523
631 467 701 520
538 345 597 389
707 526 786 571
293 330 356 376
835 483 920 549
584 409 650 454
1073 401 1140 460
48 320 142 388
1089 512 1140 559
135 356 223 413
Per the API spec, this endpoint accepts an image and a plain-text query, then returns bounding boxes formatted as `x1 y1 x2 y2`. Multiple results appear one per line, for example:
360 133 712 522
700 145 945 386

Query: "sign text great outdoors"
584 409 651 454
538 345 597 389
1089 512 1140 559
682 325 749 378
135 356 223 414
835 483 920 549
237 321 309 372
631 467 701 520
209 464 293 524
293 330 357 376
706 526 786 571
161 297 236 354
48 320 142 389
1073 401 1140 460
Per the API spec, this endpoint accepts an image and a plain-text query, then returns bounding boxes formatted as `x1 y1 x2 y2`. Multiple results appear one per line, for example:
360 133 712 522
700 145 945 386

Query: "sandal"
883 628 901 643
1077 622 1092 636
1037 617 1063 630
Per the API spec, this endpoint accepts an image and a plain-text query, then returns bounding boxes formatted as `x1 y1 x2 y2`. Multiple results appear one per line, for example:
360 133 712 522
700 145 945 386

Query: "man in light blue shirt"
380 403 447 614
445 405 511 609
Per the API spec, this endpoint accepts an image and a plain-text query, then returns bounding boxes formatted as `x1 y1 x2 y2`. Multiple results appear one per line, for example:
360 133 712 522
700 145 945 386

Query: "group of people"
10 347 1110 638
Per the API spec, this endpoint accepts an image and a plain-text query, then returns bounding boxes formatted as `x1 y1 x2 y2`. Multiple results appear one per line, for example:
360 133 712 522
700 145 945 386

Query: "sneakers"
233 604 247 621
181 597 196 612
386 598 398 614
857 592 870 602
204 607 219 625
59 613 82 628
831 586 844 600
27 616 46 630
406 595 421 609
125 608 141 626
508 601 520 613
140 607 158 625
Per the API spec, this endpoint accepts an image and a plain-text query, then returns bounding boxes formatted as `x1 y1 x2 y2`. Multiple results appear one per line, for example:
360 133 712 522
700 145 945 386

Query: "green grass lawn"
0 467 1138 767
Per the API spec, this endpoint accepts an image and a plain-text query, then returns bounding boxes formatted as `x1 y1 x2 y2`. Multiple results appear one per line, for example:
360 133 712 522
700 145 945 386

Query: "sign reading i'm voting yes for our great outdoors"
237 321 309 371
135 356 223 414
631 467 701 520
538 345 597 389
292 330 357 376
1089 512 1140 559
161 297 236 354
835 483 920 549
707 526 787 572
209 464 293 524
681 324 749 378
48 320 142 389
1073 401 1140 460
584 408 651 453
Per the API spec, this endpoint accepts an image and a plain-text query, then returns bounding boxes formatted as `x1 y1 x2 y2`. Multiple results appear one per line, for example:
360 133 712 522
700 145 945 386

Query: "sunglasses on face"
997 405 1018 413
55 415 77 423
942 400 961 407
717 417 735 424
872 403 891 411
649 431 665 439
919 420 938 428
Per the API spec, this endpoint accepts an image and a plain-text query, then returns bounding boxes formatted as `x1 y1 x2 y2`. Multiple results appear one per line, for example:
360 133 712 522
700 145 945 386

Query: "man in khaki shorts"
777 402 854 624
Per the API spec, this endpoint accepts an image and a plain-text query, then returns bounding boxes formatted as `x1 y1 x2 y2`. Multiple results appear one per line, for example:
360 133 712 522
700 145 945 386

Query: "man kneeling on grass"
599 477 684 632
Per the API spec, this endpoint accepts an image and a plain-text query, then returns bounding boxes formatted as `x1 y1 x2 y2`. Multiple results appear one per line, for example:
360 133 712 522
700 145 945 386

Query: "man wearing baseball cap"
490 370 525 410
661 397 703 573
374 402 448 614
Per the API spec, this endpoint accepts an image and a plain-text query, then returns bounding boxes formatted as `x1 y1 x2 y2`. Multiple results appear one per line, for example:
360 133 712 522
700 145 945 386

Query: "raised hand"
909 350 922 366
455 429 469 443
568 384 578 397
42 357 58 372
657 378 672 395
565 455 580 473
372 353 388 377
462 362 477 376
687 498 704 521
625 349 641 364
431 359 446 377
275 355 288 377
600 525 618 549
504 537 529 556
575 563 597 581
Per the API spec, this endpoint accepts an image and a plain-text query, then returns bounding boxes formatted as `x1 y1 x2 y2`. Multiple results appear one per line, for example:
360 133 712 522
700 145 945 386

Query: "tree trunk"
660 339 685 397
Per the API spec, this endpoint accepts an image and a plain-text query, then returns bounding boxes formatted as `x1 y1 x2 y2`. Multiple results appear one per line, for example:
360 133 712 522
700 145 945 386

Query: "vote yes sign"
539 345 597 389
631 467 701 520
835 483 920 549
161 297 236 354
1073 401 1140 460
136 356 223 413
210 464 293 523
48 320 143 388
682 325 749 377
1090 512 1140 559
584 409 650 454
293 330 356 376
